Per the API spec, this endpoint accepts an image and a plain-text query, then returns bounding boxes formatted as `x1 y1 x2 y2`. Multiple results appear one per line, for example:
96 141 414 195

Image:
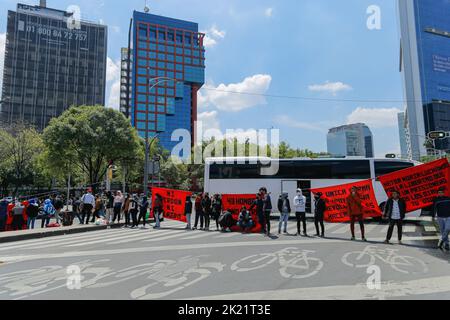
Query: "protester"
314 192 325 238
53 195 64 224
137 195 149 228
123 194 131 227
432 188 450 251
26 199 40 229
73 197 83 224
250 192 265 234
91 194 104 223
347 187 367 242
42 198 55 228
294 188 307 236
11 200 25 231
193 194 204 230
277 193 291 234
211 194 222 231
80 189 95 225
113 191 124 224
0 198 8 231
262 188 273 236
185 195 193 230
105 191 114 223
202 193 212 231
218 210 234 232
153 194 163 229
129 195 140 228
238 206 254 233
383 190 407 245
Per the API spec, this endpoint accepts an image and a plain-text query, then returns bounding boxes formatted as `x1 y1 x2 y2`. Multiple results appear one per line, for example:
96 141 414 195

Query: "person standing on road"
211 194 222 231
26 199 40 230
202 193 212 231
137 196 149 228
432 188 450 251
53 195 64 225
129 195 140 229
294 189 307 236
91 194 103 223
277 193 291 234
80 189 95 225
153 194 163 229
0 198 8 232
250 192 265 234
42 198 55 228
123 194 131 227
73 197 83 224
314 192 325 238
262 188 273 236
383 190 407 245
193 194 204 230
347 187 367 242
112 191 124 224
105 191 114 223
185 195 193 230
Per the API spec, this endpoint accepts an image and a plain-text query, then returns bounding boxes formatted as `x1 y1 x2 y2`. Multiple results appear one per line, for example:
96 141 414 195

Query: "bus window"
374 161 414 177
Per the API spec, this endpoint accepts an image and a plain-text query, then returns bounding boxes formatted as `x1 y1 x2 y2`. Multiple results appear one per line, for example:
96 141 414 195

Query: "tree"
43 106 142 190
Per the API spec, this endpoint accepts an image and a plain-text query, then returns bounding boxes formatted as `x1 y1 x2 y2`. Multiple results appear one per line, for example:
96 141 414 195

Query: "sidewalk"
0 222 126 244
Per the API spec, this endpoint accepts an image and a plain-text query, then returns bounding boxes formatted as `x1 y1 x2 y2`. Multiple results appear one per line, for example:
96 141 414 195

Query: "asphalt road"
0 218 449 300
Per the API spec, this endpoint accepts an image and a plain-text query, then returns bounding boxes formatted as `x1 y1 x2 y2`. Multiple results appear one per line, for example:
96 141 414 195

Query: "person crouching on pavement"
238 206 254 233
347 187 367 242
383 190 406 245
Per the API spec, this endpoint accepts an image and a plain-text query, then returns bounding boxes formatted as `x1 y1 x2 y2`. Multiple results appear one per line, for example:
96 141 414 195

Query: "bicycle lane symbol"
341 245 429 275
230 247 324 280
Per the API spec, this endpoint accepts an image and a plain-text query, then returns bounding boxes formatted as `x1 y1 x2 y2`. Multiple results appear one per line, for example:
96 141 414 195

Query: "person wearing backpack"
42 199 55 228
137 195 149 228
26 199 40 229
193 194 204 230
130 195 140 228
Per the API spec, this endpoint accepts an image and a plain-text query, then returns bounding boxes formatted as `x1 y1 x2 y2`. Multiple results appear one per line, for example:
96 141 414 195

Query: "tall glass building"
128 11 205 152
398 0 450 159
0 3 107 130
327 123 374 158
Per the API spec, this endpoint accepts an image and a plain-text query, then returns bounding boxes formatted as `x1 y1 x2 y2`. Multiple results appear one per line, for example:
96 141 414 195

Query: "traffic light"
428 131 447 140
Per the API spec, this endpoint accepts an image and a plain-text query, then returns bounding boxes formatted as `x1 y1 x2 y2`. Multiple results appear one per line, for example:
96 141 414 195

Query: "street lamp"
143 76 180 196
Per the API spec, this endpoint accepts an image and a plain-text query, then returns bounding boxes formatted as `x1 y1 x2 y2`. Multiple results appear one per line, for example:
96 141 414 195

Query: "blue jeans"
27 217 36 229
437 217 450 245
279 212 289 233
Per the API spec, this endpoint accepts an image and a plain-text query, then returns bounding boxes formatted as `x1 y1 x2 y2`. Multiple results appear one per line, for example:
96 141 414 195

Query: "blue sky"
0 0 406 156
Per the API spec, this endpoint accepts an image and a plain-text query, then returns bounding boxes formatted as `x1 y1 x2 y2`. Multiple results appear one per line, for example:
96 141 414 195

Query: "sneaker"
362 238 368 242
384 240 390 244
316 233 320 237
351 237 356 241
398 240 403 245
321 234 325 238
438 240 444 250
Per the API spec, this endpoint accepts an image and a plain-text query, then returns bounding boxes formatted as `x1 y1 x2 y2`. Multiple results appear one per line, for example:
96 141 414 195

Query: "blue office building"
399 0 450 159
128 11 205 153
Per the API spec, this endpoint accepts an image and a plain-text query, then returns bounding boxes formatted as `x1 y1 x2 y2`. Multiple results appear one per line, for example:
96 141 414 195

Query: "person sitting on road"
238 206 254 233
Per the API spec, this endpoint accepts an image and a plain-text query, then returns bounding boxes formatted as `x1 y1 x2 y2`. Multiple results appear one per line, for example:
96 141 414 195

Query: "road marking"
180 232 219 240
333 225 350 234
425 226 438 233
188 275 450 300
0 235 440 264
143 231 189 242
403 226 416 233
215 233 240 239
108 229 175 244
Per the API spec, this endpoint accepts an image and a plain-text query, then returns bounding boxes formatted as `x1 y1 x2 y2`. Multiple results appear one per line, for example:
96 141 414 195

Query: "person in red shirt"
347 187 367 242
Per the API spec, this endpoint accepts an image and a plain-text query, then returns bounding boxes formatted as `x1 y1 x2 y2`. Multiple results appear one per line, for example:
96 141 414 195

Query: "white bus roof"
205 157 418 163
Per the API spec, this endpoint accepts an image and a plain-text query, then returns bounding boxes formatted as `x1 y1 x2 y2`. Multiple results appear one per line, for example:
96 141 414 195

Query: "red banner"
151 188 192 223
311 179 382 223
378 158 450 212
221 194 262 233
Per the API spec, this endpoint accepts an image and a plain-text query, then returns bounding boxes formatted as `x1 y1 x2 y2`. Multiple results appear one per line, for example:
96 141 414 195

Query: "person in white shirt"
294 189 308 236
112 191 124 223
80 189 95 225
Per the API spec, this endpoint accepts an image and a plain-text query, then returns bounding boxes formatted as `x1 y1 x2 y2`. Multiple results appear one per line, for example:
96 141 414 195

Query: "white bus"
204 157 420 215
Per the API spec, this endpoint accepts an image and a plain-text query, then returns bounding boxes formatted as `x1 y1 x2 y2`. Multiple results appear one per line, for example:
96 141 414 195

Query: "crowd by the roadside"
1 185 449 252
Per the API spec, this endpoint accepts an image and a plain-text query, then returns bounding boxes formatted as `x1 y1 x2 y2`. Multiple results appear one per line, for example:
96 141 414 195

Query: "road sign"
428 131 447 140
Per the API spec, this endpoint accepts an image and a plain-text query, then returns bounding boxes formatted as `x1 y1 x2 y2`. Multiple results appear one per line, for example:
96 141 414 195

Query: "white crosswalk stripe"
215 232 240 239
179 231 217 240
65 229 166 247
111 229 182 245
143 230 190 242
403 226 416 233
333 224 351 234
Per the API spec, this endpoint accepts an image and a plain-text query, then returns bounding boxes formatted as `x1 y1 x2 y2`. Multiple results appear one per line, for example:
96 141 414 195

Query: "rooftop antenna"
144 0 150 13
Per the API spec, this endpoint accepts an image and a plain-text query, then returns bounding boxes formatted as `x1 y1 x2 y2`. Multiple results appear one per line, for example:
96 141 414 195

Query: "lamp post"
143 76 180 197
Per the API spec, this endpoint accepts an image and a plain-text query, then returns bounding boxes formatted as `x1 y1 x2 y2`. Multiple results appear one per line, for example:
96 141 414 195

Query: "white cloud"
106 57 121 110
199 74 272 112
265 8 274 17
275 115 326 132
198 111 221 132
202 25 226 48
346 107 402 128
308 81 352 96
0 33 5 94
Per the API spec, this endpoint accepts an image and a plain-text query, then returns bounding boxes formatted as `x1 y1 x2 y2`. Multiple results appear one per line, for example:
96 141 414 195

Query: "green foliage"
42 105 142 189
